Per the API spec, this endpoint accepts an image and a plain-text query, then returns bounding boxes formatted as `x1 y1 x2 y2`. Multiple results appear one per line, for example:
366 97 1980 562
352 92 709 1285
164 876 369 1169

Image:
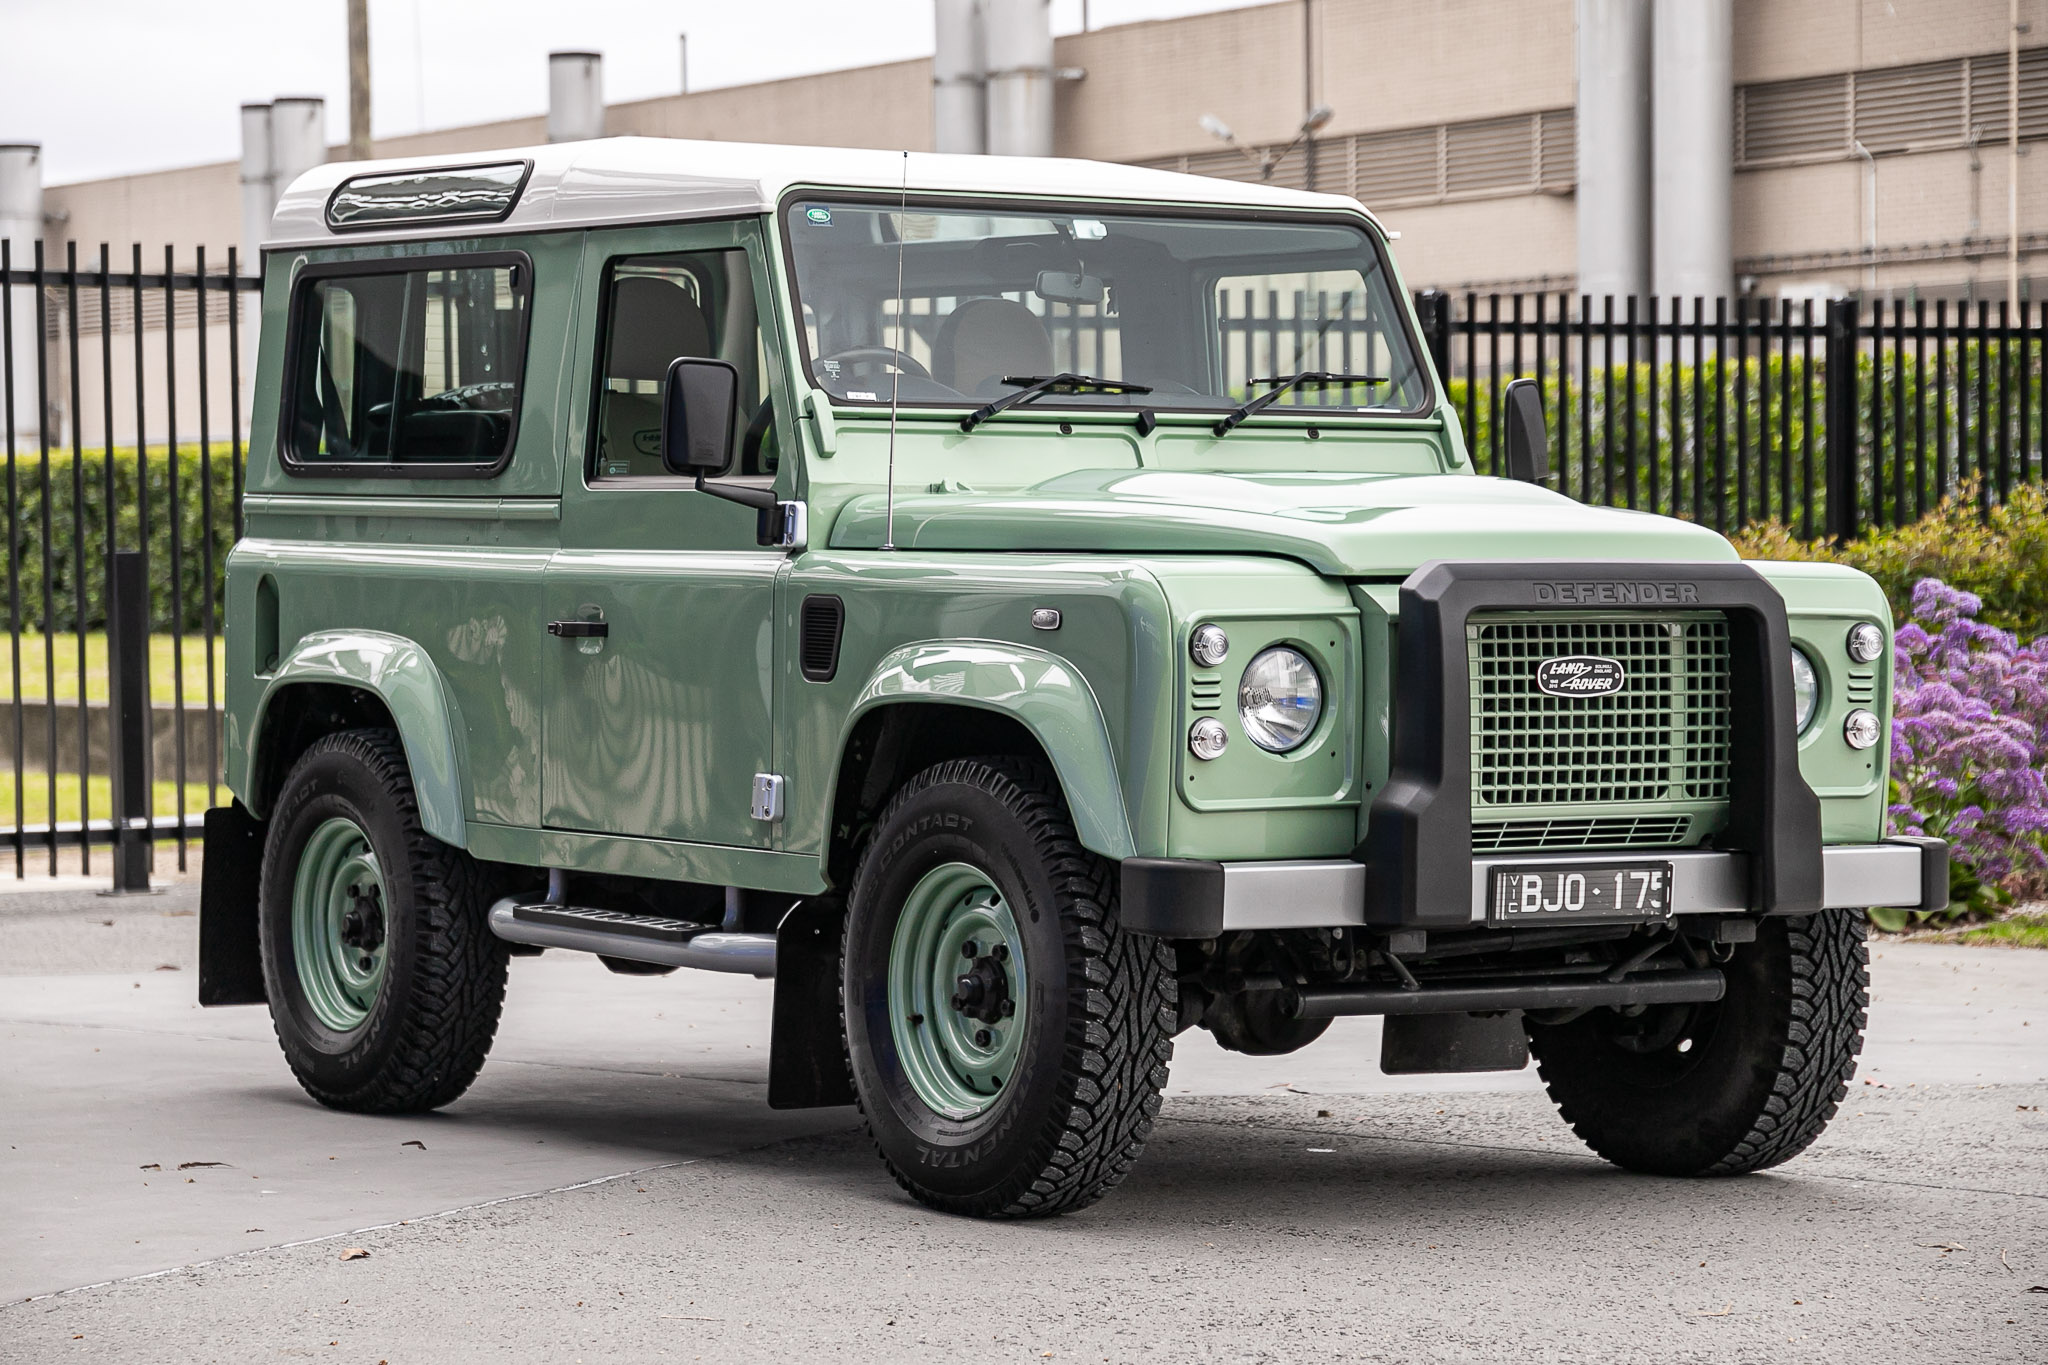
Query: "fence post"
1824 297 1861 544
1414 289 1451 384
104 549 154 894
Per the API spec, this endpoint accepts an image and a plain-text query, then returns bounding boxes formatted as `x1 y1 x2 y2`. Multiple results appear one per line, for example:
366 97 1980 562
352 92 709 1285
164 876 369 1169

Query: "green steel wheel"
843 757 1176 1219
259 727 507 1115
886 862 1031 1120
289 817 390 1032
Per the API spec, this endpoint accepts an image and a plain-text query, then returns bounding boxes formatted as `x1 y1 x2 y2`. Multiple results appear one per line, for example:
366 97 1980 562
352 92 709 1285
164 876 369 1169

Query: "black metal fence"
2 242 258 878
1413 290 2045 540
4 242 2045 880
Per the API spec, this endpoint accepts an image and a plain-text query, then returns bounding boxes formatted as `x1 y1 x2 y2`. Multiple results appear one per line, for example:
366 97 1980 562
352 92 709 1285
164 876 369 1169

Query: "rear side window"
284 255 531 475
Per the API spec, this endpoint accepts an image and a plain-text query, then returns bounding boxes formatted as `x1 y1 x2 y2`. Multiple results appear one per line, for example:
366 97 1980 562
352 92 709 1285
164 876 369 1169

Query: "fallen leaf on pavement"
2028 1286 2048 1294
402 1141 425 1150
154 964 179 971
138 1164 160 1171
178 1162 228 1170
2001 1249 2014 1275
338 1248 369 1261
1698 1304 1734 1317
1920 1243 1966 1254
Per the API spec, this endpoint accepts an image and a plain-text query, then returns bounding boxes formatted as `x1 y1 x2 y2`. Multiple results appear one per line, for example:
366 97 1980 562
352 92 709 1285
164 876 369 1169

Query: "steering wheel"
817 345 932 381
741 396 776 472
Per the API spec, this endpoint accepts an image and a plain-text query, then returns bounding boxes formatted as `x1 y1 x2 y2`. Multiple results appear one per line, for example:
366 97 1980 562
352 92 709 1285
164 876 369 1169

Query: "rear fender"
240 630 469 847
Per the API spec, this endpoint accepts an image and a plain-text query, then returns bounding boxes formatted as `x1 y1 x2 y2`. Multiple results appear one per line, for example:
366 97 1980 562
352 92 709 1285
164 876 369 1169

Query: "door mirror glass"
1504 377 1549 483
660 356 739 476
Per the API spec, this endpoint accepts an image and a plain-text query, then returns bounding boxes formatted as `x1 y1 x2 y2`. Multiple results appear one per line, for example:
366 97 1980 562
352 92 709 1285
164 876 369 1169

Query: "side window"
286 257 530 472
592 249 777 481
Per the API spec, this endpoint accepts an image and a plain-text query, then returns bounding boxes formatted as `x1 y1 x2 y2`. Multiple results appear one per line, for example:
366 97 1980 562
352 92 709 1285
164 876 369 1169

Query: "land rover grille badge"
1534 655 1627 698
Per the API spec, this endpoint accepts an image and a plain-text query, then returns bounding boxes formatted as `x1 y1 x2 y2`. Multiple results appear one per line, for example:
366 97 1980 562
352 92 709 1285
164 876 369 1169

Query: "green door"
542 219 795 849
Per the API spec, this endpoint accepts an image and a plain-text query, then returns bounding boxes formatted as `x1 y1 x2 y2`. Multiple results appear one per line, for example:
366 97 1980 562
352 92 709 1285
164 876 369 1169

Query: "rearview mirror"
660 356 739 476
1504 377 1549 484
1034 270 1106 307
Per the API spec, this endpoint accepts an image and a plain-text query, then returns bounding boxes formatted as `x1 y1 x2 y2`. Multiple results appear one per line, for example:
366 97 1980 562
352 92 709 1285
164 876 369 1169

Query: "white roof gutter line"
262 137 1385 249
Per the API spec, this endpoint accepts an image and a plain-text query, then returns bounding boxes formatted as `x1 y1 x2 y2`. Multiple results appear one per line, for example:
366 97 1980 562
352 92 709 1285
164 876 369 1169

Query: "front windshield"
783 198 1432 418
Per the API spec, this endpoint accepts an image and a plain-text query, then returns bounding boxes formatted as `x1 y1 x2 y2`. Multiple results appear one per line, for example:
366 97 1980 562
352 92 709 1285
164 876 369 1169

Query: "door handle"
547 620 608 638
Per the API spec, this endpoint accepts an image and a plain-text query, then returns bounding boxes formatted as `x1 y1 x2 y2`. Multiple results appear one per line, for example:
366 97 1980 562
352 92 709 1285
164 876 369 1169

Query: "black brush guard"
1356 559 1824 927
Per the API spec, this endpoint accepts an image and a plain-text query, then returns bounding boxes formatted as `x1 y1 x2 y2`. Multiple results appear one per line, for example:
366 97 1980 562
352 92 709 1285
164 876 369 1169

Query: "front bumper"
1120 837 1948 937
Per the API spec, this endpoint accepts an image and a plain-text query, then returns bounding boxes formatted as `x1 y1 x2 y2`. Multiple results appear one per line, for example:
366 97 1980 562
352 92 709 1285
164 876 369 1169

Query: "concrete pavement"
2 883 2043 1362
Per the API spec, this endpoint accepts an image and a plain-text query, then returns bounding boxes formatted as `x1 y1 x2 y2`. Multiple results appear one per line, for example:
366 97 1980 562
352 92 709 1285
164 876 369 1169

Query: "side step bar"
486 899 777 976
1288 968 1724 1019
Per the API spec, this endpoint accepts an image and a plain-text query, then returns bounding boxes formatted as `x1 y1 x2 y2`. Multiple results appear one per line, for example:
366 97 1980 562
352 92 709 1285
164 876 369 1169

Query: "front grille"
1472 814 1695 853
1469 614 1732 808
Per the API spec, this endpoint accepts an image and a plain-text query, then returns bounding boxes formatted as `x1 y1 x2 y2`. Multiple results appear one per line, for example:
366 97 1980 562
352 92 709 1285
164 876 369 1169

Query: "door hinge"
750 773 786 823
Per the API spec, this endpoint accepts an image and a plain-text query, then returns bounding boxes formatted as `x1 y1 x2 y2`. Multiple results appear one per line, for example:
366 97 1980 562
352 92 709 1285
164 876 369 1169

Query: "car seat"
597 274 714 478
930 297 1054 396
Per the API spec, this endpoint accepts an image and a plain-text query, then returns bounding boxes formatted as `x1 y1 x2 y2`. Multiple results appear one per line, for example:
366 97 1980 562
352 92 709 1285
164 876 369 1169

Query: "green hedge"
1448 340 2041 535
1729 482 2048 640
1 446 238 635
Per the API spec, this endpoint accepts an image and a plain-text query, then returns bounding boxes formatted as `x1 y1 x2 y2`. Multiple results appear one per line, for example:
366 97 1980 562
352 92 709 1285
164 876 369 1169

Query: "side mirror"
660 356 739 476
1504 377 1549 484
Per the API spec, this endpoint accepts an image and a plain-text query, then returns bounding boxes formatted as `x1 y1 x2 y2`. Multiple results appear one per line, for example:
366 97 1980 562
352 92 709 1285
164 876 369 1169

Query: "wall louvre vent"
1738 74 1850 163
1854 59 1966 152
799 594 844 683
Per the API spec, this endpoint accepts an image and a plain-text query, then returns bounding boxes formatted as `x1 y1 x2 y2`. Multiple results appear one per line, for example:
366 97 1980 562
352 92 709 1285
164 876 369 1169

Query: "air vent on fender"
800 595 844 682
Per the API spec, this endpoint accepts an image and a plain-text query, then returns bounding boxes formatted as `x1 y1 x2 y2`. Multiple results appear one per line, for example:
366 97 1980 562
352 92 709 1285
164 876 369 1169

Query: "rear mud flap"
199 803 267 1006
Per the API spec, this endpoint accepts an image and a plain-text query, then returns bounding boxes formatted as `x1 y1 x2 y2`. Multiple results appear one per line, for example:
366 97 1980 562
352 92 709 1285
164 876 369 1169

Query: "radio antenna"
881 149 909 551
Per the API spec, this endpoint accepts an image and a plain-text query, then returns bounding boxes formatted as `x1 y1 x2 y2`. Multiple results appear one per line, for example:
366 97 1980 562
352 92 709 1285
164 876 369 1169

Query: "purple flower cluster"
1887 578 2048 908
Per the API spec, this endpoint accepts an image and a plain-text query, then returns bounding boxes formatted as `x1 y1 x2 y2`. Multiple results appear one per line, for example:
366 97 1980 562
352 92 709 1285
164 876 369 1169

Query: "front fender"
239 630 470 847
840 640 1136 861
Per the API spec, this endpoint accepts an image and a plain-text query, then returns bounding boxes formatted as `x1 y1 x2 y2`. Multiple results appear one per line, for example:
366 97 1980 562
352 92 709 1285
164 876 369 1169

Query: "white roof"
267 136 1380 249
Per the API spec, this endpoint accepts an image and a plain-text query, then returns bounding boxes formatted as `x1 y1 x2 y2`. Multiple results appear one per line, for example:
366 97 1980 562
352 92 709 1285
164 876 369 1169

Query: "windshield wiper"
960 373 1154 433
1212 371 1389 437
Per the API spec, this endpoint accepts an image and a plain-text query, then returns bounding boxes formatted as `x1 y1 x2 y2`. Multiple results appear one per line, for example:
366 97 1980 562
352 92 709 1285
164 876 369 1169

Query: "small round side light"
1188 717 1229 761
1191 624 1230 669
1846 622 1885 664
1843 708 1881 750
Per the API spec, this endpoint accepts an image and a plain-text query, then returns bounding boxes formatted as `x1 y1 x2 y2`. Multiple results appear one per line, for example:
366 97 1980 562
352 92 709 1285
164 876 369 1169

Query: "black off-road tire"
1527 910 1869 1176
260 728 508 1114
842 758 1176 1218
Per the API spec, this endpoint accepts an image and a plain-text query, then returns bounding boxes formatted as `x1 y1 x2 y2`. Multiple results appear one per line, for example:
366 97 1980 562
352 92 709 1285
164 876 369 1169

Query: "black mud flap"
767 897 855 1109
199 802 267 1006
1381 1011 1529 1075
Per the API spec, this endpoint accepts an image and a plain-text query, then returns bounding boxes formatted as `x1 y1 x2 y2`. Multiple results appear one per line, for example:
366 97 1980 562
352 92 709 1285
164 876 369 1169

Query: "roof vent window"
326 162 531 231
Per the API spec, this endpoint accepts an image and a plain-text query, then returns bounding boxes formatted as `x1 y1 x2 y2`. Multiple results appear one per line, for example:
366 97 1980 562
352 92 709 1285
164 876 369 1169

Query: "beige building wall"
24 0 2048 380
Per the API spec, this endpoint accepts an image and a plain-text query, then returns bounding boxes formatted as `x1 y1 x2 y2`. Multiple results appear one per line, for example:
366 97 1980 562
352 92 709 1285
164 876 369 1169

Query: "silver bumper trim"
1215 842 1930 931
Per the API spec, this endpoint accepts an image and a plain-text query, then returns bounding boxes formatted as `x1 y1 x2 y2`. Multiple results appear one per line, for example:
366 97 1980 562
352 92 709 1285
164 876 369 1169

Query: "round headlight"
1190 623 1230 668
1238 647 1324 753
1790 647 1819 734
1846 622 1885 664
1843 708 1881 750
1188 717 1229 761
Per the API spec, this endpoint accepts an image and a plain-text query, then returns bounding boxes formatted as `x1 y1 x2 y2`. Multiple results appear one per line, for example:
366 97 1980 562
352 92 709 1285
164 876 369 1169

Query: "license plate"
1489 861 1674 925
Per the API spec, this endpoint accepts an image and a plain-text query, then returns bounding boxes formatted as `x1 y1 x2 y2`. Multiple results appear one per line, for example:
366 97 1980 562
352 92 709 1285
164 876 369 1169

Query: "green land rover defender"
199 138 1945 1218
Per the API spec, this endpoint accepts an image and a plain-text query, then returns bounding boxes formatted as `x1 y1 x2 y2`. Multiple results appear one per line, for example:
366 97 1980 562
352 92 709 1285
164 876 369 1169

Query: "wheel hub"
950 950 1014 1025
339 882 386 953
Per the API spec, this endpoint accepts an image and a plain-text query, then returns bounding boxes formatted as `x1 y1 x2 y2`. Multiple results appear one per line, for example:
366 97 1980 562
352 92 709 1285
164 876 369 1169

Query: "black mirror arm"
693 472 778 511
